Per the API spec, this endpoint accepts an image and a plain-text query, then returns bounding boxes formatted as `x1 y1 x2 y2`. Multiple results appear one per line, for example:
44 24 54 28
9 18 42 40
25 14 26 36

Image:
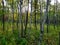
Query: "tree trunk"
2 0 5 31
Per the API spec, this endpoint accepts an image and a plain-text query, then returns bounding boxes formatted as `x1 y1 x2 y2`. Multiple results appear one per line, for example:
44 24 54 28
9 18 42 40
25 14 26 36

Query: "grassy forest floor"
0 21 60 45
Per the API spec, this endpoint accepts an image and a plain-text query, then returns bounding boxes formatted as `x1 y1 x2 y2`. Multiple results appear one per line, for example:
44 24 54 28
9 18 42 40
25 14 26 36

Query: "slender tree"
39 0 43 45
39 0 50 45
19 0 23 37
46 0 51 45
6 0 9 31
59 32 60 45
29 0 32 29
34 0 38 30
17 1 21 39
24 10 28 37
24 0 29 38
16 0 18 32
54 0 56 29
54 0 58 29
2 0 5 31
11 0 14 34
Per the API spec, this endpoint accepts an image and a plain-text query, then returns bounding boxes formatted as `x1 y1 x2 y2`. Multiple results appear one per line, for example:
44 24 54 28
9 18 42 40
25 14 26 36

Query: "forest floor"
0 22 60 45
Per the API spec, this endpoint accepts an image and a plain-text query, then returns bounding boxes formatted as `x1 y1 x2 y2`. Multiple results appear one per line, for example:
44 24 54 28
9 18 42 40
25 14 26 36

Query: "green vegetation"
0 22 60 45
0 0 60 45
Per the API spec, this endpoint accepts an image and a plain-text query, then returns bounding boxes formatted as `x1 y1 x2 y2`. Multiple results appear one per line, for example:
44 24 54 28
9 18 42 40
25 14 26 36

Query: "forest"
0 0 60 45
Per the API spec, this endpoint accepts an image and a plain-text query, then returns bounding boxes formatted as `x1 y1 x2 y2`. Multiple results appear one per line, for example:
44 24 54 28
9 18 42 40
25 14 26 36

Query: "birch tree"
39 0 44 45
39 0 50 45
